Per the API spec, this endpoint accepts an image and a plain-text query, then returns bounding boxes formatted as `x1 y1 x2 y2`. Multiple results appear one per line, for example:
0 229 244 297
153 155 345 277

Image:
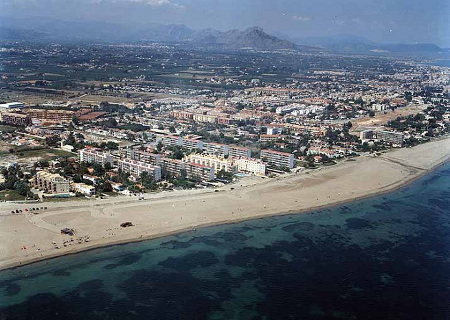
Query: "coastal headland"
0 137 449 271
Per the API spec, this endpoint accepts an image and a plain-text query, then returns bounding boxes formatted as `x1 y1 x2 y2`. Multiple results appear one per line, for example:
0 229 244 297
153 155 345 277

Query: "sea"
0 162 449 319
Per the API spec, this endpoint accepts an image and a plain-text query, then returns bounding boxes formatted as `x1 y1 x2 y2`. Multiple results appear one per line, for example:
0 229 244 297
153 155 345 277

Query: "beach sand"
0 137 449 270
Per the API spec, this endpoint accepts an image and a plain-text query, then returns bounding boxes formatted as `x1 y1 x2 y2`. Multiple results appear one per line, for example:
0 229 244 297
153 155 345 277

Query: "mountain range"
0 18 300 50
0 17 448 56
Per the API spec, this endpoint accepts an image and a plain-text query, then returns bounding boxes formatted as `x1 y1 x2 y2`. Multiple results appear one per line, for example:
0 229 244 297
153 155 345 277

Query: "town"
0 43 449 201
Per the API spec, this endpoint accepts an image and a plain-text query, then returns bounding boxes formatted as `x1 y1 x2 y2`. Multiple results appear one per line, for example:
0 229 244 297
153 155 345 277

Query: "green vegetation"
118 124 149 132
12 148 74 160
0 190 26 201
0 125 17 133
216 169 234 182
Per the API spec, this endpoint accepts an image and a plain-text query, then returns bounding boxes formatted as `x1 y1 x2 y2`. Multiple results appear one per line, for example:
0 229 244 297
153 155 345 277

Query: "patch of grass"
118 124 149 132
0 190 26 201
15 148 75 160
0 125 17 133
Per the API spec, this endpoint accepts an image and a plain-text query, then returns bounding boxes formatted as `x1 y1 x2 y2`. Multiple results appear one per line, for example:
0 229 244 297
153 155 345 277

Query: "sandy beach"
0 137 449 270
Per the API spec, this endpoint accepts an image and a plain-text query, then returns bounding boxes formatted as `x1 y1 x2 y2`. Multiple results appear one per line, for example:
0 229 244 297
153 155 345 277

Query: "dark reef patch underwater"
0 163 449 319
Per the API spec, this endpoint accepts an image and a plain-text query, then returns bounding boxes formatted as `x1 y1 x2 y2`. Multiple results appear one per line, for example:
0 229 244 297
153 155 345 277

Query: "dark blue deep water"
1 162 449 319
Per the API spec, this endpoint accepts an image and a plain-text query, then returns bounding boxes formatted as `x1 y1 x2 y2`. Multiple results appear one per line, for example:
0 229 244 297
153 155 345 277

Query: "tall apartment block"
79 149 114 166
260 149 295 169
117 158 162 181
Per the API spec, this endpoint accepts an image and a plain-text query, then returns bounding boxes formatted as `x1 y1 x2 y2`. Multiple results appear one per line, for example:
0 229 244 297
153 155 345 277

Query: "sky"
1 0 449 46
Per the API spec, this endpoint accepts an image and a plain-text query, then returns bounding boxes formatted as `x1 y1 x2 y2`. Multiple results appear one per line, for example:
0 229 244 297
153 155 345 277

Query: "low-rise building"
360 129 404 147
26 109 74 124
234 158 266 175
260 134 281 142
72 182 96 196
31 171 70 194
0 112 31 126
193 113 217 123
82 174 99 184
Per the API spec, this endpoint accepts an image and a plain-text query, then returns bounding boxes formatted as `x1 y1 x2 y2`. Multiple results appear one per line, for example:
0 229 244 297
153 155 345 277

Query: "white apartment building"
79 149 113 166
71 183 96 196
160 158 185 178
192 113 217 123
184 153 236 173
185 162 215 181
161 135 183 147
234 158 266 176
120 149 161 165
118 159 162 181
182 138 204 151
260 149 295 169
203 142 229 157
229 146 251 159
360 130 404 147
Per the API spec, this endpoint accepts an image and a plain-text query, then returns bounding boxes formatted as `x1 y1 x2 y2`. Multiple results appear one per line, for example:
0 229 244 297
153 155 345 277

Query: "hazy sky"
1 0 449 46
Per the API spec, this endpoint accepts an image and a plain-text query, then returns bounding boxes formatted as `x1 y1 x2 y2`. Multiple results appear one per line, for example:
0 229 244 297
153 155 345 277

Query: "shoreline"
0 137 449 272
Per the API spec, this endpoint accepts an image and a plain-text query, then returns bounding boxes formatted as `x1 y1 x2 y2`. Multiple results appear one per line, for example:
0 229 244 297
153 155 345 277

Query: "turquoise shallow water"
0 162 449 319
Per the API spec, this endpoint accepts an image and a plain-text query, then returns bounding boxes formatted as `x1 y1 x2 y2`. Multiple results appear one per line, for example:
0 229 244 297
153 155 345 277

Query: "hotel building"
184 162 215 181
160 158 185 178
234 158 266 176
184 153 236 173
31 171 70 194
79 149 114 166
0 112 31 126
260 149 295 169
120 149 161 165
182 138 204 151
360 129 404 147
203 142 229 157
228 146 252 159
117 158 162 181
71 182 96 196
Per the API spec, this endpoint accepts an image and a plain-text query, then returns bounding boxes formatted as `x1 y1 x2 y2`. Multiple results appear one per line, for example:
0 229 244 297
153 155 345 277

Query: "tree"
404 91 413 102
104 162 112 171
170 146 184 160
139 171 157 190
105 118 118 128
97 181 113 193
14 181 30 196
65 132 76 146
46 135 61 147
72 116 80 126
169 125 176 133
216 169 233 182
105 141 118 150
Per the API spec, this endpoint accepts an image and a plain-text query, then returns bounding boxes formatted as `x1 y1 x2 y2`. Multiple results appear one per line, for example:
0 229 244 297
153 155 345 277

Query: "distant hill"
0 18 447 56
134 25 299 50
0 18 304 51
0 27 47 41
291 34 449 57
212 27 296 50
